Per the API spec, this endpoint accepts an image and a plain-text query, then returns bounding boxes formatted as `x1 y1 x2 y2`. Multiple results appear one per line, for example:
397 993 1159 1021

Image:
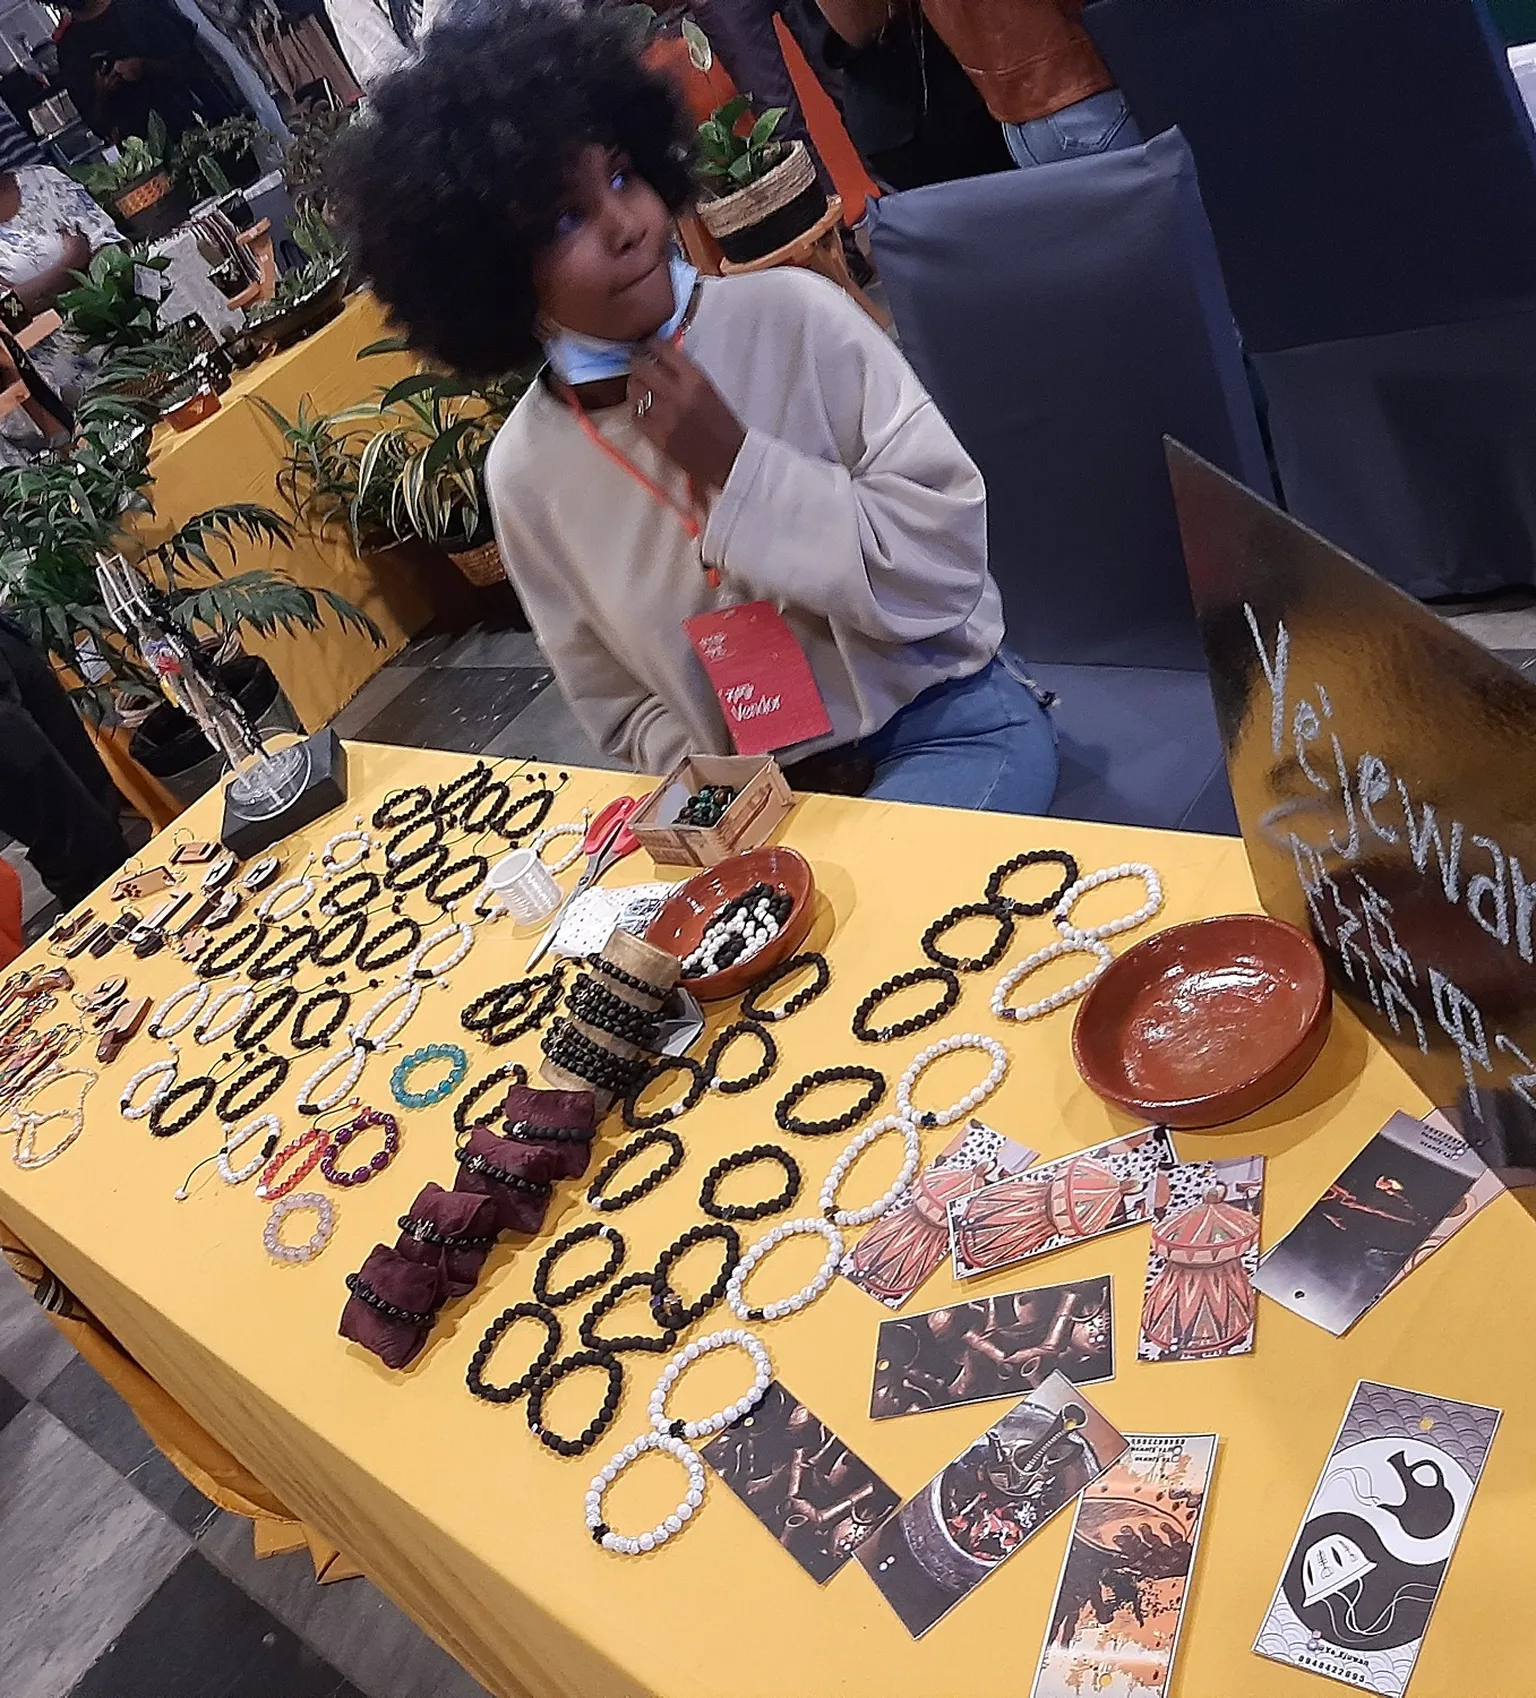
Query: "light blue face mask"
542 253 699 386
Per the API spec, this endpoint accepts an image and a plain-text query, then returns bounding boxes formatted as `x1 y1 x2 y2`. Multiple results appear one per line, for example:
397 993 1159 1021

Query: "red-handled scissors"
523 792 649 970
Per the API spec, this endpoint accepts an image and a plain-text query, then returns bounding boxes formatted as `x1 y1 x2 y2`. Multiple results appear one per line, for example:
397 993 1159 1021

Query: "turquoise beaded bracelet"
390 1042 469 1109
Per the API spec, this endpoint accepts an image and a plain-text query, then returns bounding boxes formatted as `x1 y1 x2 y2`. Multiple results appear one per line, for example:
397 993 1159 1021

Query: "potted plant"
171 115 266 199
241 205 348 354
694 95 825 263
57 246 170 353
71 113 190 241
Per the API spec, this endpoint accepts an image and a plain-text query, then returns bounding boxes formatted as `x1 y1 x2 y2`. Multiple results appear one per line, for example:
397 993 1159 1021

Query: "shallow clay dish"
1071 914 1331 1128
644 847 816 1001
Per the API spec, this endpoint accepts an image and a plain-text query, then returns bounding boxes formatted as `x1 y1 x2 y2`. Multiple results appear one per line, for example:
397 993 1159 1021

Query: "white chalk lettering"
1430 967 1492 1104
1468 836 1510 947
1243 602 1290 755
1495 1034 1536 1112
1510 855 1536 965
1398 785 1465 903
1357 752 1399 843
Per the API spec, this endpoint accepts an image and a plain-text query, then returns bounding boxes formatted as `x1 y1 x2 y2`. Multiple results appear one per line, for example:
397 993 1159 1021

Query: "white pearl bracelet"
1053 862 1163 941
819 1115 921 1227
991 934 1114 1023
531 811 590 874
194 983 252 1044
405 922 474 980
263 1191 336 1263
148 979 208 1040
120 1051 179 1119
726 1217 844 1322
349 978 422 1050
586 1430 706 1555
896 1033 1009 1128
648 1329 772 1440
257 873 316 923
321 820 371 874
295 1044 367 1115
219 1114 278 1184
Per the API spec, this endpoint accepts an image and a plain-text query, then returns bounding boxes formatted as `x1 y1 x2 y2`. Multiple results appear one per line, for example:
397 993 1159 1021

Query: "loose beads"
851 966 960 1043
586 1429 705 1554
819 1115 921 1227
699 1145 801 1222
725 1217 844 1322
1053 862 1163 941
390 1043 468 1109
256 1128 329 1200
148 979 209 1040
319 1107 400 1186
263 1191 335 1263
534 1222 625 1307
773 1066 885 1137
120 1051 178 1120
991 935 1113 1023
648 1329 771 1440
587 1128 686 1211
467 1303 560 1404
896 1033 1009 1129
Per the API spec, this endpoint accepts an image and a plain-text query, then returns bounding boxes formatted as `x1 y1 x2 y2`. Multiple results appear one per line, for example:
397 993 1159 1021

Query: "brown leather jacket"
919 0 1112 124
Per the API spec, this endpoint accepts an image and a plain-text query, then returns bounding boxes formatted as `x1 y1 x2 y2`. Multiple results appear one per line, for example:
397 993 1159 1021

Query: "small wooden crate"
629 755 794 868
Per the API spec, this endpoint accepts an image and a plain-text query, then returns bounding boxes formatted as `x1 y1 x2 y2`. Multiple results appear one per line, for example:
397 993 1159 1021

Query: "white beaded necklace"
585 1430 707 1556
818 1115 921 1228
896 1033 1009 1128
11 1067 97 1168
148 979 209 1040
991 934 1114 1024
193 983 253 1044
120 1050 179 1120
648 1329 772 1440
1053 862 1163 942
725 1217 844 1322
404 922 474 981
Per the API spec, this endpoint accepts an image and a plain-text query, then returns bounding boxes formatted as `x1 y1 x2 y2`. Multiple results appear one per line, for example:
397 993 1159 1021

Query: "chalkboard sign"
1170 441 1536 1182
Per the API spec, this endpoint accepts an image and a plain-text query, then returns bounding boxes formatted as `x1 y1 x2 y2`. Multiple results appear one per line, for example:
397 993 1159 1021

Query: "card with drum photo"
855 1372 1127 1637
699 1379 900 1584
1031 1432 1216 1698
840 1119 1039 1310
1254 1380 1500 1698
869 1276 1113 1419
1139 1156 1264 1363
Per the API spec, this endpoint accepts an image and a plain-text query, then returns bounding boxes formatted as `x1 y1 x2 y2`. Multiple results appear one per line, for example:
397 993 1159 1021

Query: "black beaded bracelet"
460 779 510 835
425 854 489 910
320 870 381 916
198 920 269 979
505 1114 591 1146
578 1271 680 1355
148 1073 217 1137
215 1053 290 1122
587 955 669 1002
372 786 433 830
921 900 1016 973
453 1144 554 1197
704 1019 778 1094
774 1066 886 1136
434 762 494 821
467 1302 560 1405
533 1222 625 1307
312 910 368 968
741 951 830 1023
233 984 297 1050
649 1222 740 1329
384 841 450 892
526 1348 623 1456
291 986 351 1052
622 1056 707 1129
469 971 566 1046
541 1025 637 1094
587 1127 686 1211
398 1214 498 1252
851 965 961 1043
568 976 661 1048
248 924 320 983
454 1062 528 1137
498 786 555 843
356 916 423 974
699 1144 800 1221
346 1271 439 1330
984 848 1079 917
384 815 445 868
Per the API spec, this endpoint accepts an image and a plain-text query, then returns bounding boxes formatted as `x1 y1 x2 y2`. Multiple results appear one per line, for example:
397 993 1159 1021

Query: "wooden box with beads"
627 755 793 868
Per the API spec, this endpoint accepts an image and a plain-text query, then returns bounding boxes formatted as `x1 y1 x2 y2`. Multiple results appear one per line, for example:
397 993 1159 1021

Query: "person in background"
335 1 1058 815
56 0 235 145
813 0 1010 189
0 617 130 910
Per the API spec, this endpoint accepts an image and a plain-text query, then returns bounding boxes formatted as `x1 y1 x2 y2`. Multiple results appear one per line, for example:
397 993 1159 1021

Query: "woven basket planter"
696 141 826 265
112 170 190 241
446 538 506 587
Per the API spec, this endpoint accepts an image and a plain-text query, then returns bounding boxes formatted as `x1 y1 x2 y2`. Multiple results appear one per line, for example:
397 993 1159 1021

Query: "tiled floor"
3 597 1536 1696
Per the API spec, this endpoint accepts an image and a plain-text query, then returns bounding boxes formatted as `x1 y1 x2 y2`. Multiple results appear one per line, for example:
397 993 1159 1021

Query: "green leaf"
714 94 752 132
749 108 786 150
727 154 757 186
421 418 474 480
357 336 412 359
377 372 449 407
682 17 713 71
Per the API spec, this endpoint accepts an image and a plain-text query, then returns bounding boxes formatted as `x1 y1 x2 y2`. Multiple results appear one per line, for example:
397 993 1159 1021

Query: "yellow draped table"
0 745 1525 1698
139 294 439 731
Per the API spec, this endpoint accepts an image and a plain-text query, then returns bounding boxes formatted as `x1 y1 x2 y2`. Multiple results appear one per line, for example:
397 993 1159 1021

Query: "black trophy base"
220 727 348 858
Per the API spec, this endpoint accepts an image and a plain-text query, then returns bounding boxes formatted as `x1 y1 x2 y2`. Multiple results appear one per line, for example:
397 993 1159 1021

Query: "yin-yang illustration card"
1254 1380 1500 1696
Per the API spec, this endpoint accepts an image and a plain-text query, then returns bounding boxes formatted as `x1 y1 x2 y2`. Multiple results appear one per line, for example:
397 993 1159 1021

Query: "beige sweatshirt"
484 267 1004 772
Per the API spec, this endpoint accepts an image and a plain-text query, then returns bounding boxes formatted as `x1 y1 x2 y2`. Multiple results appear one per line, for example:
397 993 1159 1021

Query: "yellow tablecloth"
1 747 1526 1698
140 294 437 732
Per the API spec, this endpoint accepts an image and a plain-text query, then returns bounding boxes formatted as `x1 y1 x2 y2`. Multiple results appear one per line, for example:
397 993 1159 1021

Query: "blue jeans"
1003 88 1141 169
859 657 1059 814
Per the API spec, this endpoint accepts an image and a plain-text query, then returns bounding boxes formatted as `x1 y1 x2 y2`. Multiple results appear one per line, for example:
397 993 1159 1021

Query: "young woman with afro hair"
334 0 1057 812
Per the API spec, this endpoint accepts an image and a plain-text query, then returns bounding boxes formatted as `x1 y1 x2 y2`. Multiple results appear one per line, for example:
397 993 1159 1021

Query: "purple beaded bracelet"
320 1107 400 1187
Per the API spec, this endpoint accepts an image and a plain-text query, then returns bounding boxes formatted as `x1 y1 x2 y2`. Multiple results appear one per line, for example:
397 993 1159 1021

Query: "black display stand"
219 728 348 858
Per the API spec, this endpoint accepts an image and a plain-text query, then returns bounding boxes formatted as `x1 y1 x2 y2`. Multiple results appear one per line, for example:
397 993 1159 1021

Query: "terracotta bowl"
1071 914 1331 1129
644 847 815 1001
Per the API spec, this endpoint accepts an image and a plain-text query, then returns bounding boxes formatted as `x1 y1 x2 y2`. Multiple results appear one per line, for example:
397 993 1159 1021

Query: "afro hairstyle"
331 0 696 378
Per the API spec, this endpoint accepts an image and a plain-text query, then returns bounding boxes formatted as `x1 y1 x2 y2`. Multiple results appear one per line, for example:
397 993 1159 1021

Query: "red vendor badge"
683 601 833 756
